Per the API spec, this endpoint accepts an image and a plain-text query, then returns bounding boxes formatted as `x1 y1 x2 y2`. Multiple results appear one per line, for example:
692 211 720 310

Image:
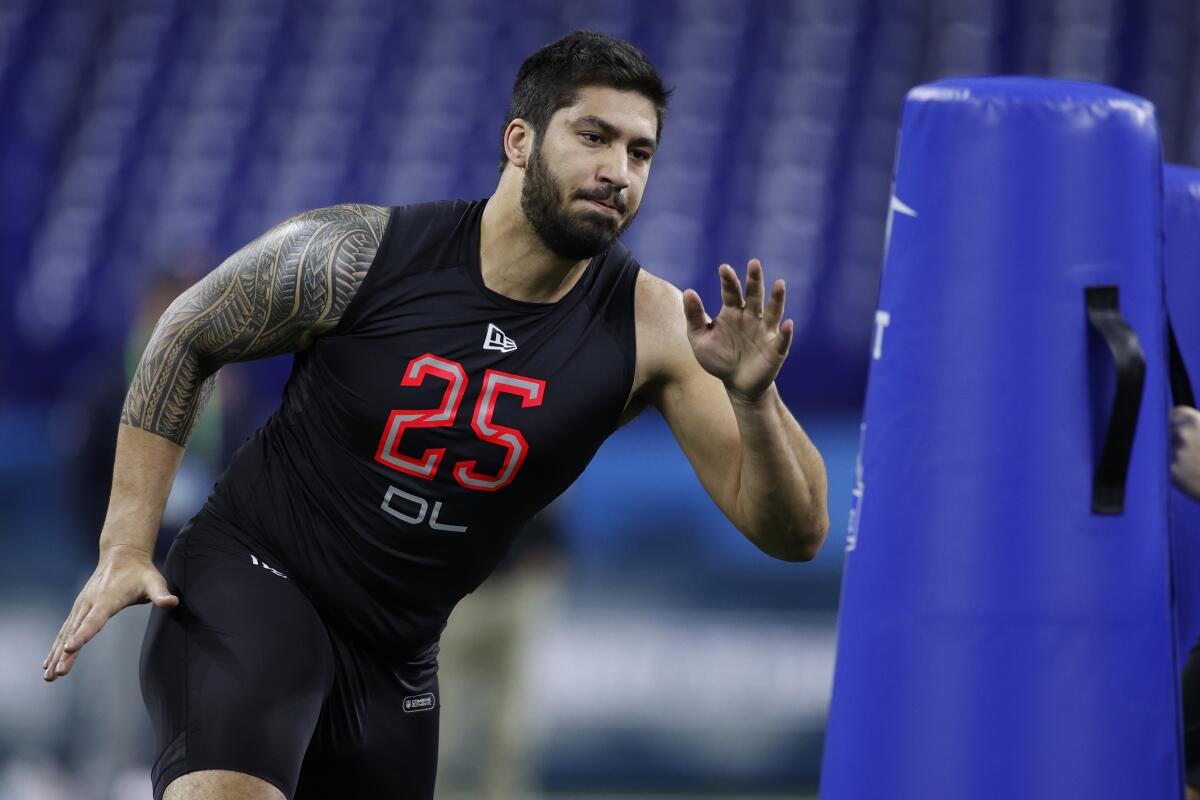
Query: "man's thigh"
295 642 440 800
141 522 335 800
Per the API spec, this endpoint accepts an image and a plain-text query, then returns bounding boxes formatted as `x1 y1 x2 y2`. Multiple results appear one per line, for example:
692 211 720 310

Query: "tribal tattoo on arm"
121 203 390 445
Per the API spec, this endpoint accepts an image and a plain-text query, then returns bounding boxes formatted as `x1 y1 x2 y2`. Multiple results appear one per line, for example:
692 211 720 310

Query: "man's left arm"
637 260 829 562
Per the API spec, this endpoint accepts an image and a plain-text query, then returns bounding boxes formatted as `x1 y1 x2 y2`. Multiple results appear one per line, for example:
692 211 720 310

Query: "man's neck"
479 185 592 304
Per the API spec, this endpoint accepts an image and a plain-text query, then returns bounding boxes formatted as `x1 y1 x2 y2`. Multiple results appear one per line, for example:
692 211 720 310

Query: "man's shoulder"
369 197 481 254
390 197 482 229
624 263 693 405
632 265 688 354
633 266 683 319
292 203 390 236
293 199 478 243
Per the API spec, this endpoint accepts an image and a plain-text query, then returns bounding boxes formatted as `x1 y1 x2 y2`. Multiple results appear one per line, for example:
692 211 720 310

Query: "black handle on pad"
1085 286 1145 515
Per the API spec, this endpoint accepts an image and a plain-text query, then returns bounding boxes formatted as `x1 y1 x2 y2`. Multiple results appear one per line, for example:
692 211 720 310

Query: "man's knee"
163 769 286 800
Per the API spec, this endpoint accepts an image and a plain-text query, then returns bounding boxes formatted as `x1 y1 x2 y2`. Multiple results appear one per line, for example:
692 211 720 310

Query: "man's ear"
503 119 534 169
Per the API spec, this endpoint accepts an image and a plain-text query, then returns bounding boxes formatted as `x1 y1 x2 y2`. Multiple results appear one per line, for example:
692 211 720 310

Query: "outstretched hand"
43 545 178 681
681 259 793 403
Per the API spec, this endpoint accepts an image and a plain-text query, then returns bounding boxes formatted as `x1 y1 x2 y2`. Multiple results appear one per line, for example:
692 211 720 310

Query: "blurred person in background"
1175 407 1200 504
40 30 828 800
1172 404 1200 800
52 259 229 798
434 505 567 800
63 262 225 559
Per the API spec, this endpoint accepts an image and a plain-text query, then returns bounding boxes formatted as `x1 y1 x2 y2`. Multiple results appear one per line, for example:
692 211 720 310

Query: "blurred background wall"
2 0 1199 798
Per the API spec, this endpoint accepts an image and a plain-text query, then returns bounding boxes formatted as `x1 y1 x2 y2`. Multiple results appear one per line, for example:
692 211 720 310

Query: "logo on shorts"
403 692 436 713
250 553 287 579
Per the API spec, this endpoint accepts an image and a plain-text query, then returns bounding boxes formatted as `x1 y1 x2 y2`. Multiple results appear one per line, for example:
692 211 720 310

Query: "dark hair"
498 31 672 174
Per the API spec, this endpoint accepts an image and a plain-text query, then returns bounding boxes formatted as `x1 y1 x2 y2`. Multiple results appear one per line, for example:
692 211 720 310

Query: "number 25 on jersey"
374 354 545 492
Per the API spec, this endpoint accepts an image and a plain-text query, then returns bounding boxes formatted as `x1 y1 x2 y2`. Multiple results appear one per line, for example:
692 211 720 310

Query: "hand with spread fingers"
681 259 794 404
43 544 178 682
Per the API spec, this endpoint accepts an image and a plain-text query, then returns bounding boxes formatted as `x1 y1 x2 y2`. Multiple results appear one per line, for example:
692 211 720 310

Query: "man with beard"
41 31 829 800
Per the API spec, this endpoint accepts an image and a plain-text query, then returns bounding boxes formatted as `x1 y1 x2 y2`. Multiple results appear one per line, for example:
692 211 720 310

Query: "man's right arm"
122 203 389 445
44 203 389 682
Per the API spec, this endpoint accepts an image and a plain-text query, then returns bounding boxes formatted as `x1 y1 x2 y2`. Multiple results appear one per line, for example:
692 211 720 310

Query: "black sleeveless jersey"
198 199 641 656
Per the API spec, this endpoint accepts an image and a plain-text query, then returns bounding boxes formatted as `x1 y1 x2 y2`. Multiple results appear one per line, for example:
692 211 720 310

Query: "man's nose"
597 150 631 191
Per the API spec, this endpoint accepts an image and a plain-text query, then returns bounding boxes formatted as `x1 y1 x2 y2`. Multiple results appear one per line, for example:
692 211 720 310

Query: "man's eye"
581 133 602 144
631 150 650 161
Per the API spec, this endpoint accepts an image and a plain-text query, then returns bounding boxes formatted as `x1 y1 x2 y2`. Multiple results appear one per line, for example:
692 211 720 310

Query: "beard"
520 141 638 261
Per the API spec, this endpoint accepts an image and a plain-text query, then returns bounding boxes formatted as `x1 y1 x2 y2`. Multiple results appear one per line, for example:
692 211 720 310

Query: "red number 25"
374 354 545 492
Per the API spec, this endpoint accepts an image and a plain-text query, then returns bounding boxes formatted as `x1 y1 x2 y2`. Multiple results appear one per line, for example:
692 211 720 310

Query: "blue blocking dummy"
821 78 1176 799
1166 165 1200 669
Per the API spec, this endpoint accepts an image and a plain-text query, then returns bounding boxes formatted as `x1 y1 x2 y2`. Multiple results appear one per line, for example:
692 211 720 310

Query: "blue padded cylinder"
1166 165 1200 669
822 78 1176 799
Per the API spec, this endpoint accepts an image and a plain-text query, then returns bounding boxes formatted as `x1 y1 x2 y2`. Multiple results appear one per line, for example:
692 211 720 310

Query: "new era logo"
483 323 517 353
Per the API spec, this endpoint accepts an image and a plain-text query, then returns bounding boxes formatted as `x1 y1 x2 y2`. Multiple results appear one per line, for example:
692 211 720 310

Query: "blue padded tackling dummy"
821 78 1176 799
1166 165 1200 671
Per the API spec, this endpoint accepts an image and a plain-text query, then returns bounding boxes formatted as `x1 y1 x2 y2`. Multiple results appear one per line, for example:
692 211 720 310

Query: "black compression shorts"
139 516 440 799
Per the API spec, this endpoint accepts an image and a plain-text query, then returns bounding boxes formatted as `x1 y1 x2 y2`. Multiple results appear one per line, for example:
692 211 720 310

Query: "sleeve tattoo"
121 203 390 445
